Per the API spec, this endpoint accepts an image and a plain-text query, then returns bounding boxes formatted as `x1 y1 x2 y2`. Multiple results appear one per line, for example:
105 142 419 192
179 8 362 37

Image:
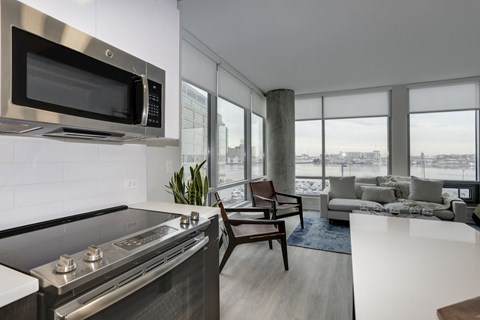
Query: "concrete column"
266 89 295 194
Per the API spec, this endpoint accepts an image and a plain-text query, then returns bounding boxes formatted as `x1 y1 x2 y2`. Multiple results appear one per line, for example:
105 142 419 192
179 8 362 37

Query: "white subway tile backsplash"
0 187 14 211
0 135 148 230
0 203 65 230
63 194 125 214
63 142 100 162
0 138 14 163
15 180 99 207
99 144 146 162
125 162 147 180
15 139 65 163
64 162 124 181
99 178 126 195
0 164 63 186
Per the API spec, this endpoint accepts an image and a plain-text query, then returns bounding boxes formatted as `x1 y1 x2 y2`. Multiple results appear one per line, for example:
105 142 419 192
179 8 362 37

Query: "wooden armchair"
215 192 288 273
250 180 304 229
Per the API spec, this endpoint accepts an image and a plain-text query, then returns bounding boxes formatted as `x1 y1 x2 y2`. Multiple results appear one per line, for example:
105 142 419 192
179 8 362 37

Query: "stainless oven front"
52 236 208 320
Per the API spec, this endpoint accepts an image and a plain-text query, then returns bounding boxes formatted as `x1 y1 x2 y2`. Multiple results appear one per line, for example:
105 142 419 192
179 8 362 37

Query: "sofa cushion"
328 198 382 211
361 186 396 204
355 176 378 184
409 176 443 204
383 202 410 214
355 183 376 199
433 209 455 221
329 176 356 199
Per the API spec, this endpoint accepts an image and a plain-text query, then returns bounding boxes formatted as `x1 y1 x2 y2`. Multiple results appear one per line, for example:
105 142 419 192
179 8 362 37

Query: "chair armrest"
225 207 270 219
228 218 286 232
275 192 302 202
451 200 466 223
252 195 276 210
319 189 330 219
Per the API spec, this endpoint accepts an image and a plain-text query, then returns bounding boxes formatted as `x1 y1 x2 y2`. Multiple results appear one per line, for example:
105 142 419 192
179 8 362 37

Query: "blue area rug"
287 215 351 255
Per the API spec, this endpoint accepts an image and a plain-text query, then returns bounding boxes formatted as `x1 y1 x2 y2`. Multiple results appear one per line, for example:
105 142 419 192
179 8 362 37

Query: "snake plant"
165 160 209 206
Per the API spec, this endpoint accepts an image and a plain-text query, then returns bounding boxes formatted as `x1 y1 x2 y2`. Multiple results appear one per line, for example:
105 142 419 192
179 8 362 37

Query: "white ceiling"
180 0 480 95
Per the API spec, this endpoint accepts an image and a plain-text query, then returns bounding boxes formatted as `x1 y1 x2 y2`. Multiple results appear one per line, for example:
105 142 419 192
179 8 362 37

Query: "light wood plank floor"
219 211 353 320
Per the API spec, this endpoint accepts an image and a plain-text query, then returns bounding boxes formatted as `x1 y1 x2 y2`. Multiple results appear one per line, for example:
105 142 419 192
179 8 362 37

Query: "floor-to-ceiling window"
409 81 478 181
295 120 322 195
217 98 246 184
324 117 388 178
181 40 267 206
251 113 265 178
295 90 390 192
181 82 208 174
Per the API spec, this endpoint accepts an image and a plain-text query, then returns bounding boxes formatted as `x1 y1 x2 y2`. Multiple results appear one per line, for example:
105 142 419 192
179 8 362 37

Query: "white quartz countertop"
350 214 480 320
130 201 220 219
0 265 38 308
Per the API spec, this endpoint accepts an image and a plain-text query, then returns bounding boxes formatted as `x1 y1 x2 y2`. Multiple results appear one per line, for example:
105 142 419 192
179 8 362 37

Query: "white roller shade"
181 40 217 94
409 82 479 113
324 91 389 119
252 92 266 118
295 97 322 120
218 67 251 108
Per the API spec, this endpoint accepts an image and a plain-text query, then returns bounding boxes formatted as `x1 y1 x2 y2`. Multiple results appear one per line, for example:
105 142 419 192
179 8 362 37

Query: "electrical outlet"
124 179 139 189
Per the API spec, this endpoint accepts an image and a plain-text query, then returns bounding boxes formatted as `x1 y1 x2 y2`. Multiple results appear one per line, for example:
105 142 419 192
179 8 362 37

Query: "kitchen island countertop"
130 201 220 219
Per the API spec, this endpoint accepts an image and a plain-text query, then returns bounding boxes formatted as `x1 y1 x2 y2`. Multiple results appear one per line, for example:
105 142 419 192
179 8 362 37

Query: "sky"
187 83 476 158
295 111 475 157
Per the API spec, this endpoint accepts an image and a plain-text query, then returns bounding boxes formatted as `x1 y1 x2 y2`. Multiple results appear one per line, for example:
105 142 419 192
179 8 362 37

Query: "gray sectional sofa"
319 175 466 223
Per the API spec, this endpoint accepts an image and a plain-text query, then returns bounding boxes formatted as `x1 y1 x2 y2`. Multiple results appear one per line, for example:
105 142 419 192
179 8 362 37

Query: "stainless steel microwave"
0 0 165 142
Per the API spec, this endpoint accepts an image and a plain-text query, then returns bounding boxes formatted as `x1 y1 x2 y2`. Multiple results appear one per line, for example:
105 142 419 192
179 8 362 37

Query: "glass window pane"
251 114 264 178
410 111 476 180
295 178 322 196
181 82 208 174
217 185 245 206
217 98 245 184
295 120 322 179
325 117 388 177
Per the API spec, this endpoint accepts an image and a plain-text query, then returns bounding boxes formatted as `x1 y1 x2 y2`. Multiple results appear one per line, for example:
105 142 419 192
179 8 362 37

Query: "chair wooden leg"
268 240 273 249
280 237 289 271
219 243 235 273
299 210 304 229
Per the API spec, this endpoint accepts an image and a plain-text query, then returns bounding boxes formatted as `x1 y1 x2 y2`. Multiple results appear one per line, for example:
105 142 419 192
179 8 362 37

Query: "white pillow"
361 186 396 204
409 176 443 204
329 176 356 199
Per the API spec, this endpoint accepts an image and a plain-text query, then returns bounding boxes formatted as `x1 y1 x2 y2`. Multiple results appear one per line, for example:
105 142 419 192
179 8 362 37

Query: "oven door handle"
54 236 209 320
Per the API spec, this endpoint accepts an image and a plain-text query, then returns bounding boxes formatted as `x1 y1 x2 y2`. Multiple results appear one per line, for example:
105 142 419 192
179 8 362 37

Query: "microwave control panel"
147 80 162 127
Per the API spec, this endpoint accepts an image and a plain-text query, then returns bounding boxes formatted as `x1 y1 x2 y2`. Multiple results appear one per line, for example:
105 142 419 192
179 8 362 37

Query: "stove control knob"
55 254 77 273
190 211 200 222
84 245 104 262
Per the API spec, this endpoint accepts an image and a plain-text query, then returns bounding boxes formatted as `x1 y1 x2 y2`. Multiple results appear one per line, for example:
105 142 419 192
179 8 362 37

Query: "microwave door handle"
140 74 149 126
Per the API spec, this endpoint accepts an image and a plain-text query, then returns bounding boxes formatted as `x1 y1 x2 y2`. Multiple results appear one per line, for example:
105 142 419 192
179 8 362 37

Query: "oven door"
52 237 208 320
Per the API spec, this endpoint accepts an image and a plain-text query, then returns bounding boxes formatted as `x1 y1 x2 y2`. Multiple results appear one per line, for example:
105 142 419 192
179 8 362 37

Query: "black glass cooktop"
0 206 177 272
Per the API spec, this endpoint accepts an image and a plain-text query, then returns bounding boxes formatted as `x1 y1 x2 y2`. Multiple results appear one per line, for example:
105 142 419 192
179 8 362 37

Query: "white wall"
0 0 181 230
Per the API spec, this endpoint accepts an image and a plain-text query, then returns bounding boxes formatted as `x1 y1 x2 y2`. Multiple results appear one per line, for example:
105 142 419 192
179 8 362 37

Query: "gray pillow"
361 186 396 204
408 176 443 204
355 183 376 199
329 176 356 199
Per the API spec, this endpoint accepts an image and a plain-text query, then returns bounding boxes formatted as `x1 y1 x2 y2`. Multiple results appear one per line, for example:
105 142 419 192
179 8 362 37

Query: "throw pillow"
329 176 356 199
380 176 410 199
355 183 376 199
408 176 443 204
361 186 396 204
